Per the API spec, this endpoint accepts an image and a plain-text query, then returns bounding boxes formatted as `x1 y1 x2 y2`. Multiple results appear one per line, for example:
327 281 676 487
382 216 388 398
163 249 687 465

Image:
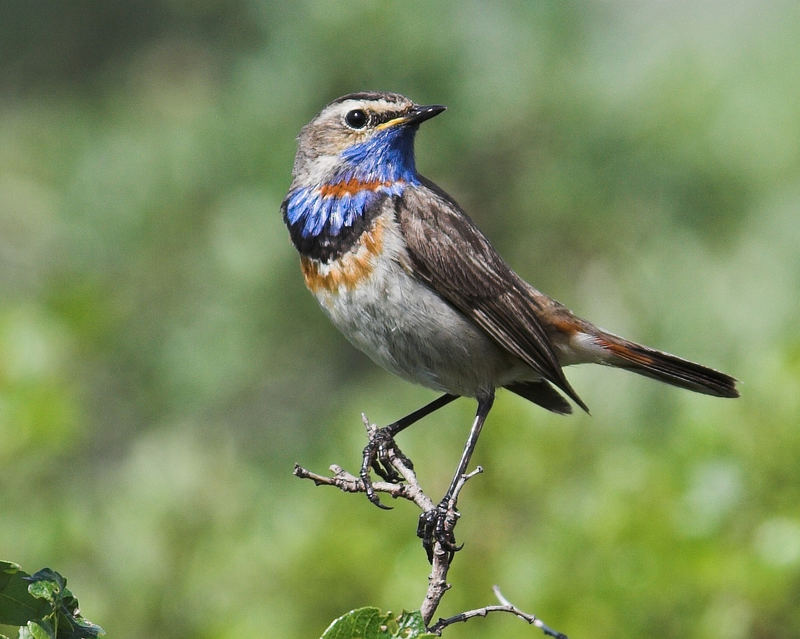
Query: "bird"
282 91 739 555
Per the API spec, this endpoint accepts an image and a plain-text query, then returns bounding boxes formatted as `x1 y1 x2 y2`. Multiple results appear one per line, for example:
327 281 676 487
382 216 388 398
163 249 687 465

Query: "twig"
428 586 567 638
292 451 434 513
419 465 483 626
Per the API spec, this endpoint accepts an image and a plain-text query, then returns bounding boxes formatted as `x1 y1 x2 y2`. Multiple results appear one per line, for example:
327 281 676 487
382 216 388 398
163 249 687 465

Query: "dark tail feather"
505 381 573 415
598 335 739 398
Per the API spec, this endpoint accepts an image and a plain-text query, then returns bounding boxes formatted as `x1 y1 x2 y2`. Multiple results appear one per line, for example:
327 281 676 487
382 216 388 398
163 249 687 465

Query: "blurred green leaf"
321 608 433 639
0 562 50 627
0 563 103 639
18 623 50 639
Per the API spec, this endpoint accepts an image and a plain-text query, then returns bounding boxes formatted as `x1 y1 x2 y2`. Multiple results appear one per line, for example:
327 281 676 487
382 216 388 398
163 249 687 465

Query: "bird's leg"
361 393 458 509
418 391 494 561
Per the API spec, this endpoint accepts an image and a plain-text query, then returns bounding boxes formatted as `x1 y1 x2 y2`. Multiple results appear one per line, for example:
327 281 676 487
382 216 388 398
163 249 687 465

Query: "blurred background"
1 1 799 638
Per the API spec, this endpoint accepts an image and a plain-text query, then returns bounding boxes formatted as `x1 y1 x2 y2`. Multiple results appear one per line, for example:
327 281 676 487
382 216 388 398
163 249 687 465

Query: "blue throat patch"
286 126 420 239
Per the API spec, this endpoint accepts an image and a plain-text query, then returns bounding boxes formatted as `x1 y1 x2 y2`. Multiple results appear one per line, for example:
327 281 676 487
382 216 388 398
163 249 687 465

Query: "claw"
361 469 393 510
360 424 413 510
418 500 462 563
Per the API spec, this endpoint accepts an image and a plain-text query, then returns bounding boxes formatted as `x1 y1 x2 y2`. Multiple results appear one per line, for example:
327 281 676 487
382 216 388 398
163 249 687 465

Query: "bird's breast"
300 212 389 294
298 209 525 397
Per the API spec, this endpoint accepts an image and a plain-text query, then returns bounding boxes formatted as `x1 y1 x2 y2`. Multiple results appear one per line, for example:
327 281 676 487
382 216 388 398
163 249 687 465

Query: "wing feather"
396 177 588 412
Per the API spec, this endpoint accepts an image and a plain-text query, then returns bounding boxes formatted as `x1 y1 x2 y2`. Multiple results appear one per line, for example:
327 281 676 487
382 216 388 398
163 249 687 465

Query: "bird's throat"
283 128 419 260
281 176 405 262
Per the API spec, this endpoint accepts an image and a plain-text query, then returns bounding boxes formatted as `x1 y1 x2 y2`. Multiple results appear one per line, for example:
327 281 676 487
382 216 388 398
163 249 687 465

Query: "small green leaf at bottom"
321 607 435 639
0 561 104 638
0 562 51 627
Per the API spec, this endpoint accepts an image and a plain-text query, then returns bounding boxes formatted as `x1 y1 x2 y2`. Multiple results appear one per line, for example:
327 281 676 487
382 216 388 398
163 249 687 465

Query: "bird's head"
291 92 446 188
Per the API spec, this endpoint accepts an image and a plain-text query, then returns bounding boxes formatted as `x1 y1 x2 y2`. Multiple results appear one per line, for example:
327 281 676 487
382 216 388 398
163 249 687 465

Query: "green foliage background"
2 2 799 637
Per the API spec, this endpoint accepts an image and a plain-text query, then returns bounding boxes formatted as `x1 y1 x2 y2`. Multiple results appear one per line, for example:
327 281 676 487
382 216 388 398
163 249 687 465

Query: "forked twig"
428 585 567 638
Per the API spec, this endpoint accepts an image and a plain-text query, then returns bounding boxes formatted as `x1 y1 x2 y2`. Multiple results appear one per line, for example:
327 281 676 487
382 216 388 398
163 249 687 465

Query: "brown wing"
396 176 588 412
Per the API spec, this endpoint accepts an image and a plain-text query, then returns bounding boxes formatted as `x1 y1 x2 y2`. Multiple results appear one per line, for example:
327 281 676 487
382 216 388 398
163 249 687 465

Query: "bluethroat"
282 92 738 554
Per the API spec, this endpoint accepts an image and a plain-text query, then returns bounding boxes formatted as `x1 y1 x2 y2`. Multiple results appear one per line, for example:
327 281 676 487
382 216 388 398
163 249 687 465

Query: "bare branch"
293 444 435 512
419 465 484 626
428 586 567 638
294 463 410 499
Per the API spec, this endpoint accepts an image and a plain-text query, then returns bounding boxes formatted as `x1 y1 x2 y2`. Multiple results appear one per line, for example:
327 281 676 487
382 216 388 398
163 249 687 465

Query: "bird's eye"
345 109 368 129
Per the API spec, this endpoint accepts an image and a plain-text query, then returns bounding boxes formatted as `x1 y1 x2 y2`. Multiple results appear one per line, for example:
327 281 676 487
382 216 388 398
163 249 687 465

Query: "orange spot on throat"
318 178 399 198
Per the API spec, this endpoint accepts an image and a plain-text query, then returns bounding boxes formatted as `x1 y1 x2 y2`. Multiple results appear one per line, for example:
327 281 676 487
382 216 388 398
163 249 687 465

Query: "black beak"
377 104 447 131
406 104 447 125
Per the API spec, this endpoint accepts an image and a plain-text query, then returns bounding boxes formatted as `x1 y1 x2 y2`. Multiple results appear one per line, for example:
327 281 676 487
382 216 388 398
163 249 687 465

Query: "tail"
594 332 739 398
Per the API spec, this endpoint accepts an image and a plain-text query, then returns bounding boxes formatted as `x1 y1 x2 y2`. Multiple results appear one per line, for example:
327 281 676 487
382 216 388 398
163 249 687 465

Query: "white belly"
302 217 526 397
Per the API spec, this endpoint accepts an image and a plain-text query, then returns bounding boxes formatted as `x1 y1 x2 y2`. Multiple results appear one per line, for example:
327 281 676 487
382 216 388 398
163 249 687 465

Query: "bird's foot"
360 419 414 510
417 499 462 563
